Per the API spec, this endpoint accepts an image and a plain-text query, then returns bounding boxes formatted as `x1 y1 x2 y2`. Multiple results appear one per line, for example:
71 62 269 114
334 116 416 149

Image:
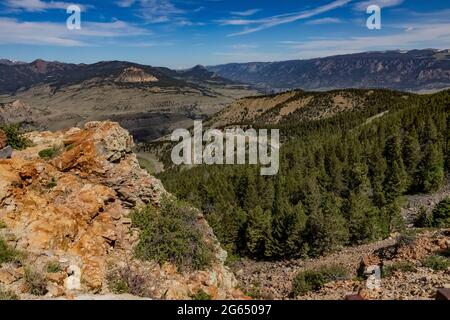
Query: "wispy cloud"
4 0 87 12
230 9 261 17
227 43 259 49
305 17 343 25
116 0 135 8
219 0 353 36
0 18 150 46
354 0 404 11
284 22 450 58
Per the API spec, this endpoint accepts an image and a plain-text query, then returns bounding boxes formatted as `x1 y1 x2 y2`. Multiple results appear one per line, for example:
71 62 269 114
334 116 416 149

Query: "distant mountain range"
208 49 450 92
2 49 450 94
0 59 241 94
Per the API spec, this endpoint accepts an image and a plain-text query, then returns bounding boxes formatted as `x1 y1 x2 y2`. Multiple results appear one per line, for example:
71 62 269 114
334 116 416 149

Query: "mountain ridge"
207 49 450 92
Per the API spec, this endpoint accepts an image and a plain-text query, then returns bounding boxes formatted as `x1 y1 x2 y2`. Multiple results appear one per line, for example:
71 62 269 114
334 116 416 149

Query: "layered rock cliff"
0 121 242 299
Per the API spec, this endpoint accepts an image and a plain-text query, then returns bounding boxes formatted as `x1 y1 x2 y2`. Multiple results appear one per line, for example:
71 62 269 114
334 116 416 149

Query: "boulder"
0 145 12 159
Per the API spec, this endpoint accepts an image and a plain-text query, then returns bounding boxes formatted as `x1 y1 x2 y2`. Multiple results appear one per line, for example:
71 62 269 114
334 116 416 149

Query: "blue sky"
0 0 449 68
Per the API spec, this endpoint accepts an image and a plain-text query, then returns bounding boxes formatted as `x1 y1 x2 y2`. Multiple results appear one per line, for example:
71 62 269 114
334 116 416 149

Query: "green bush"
414 207 432 228
382 261 416 278
0 238 21 264
45 177 58 189
132 196 214 271
0 124 31 150
430 198 450 227
24 267 48 296
190 289 211 300
0 287 19 300
46 261 62 273
38 146 61 160
291 264 349 297
422 255 450 271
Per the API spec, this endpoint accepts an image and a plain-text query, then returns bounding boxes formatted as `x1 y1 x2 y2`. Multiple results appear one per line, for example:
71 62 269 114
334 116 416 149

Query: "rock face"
115 67 159 83
0 121 241 299
0 100 35 124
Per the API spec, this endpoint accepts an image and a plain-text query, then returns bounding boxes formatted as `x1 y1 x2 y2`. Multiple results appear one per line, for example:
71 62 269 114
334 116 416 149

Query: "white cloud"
127 0 185 23
305 17 343 25
219 0 353 36
227 43 259 49
4 0 87 12
284 22 450 58
230 9 261 17
116 0 135 8
0 18 150 46
354 0 404 11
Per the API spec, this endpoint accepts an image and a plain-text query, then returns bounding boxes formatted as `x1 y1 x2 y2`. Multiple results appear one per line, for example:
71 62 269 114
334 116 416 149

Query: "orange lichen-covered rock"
0 121 242 299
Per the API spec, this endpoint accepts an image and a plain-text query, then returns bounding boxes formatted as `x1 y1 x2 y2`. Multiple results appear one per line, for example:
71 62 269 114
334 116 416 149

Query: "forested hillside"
160 90 450 260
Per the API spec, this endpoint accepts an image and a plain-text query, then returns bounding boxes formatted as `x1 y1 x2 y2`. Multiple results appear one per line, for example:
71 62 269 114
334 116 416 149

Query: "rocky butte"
0 121 243 299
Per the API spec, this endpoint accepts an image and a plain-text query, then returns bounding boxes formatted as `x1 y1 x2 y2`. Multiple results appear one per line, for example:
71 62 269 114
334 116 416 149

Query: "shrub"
291 264 349 297
106 266 150 297
0 238 21 264
396 230 417 249
38 146 61 160
190 289 211 300
414 207 432 228
422 255 450 271
0 124 31 150
46 261 62 273
0 287 19 300
430 198 450 227
45 177 58 189
382 261 416 278
0 221 6 229
24 267 48 296
132 196 214 271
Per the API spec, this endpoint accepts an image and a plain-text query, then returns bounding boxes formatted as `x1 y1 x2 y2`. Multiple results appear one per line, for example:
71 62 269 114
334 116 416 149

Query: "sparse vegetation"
291 264 349 297
38 146 61 160
106 266 150 297
190 289 211 300
0 123 31 150
46 261 62 273
382 261 416 278
0 221 6 229
132 196 214 271
0 238 21 264
396 230 418 249
0 287 19 300
422 255 450 271
45 177 58 189
24 267 48 296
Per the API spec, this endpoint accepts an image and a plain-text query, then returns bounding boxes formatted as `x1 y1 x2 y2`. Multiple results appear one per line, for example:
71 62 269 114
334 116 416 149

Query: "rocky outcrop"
115 67 159 84
0 121 241 299
0 100 35 125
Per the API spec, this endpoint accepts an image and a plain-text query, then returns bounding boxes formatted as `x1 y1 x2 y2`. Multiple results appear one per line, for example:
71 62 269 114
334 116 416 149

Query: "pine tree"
420 144 444 193
306 196 349 256
402 127 421 191
245 206 273 257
